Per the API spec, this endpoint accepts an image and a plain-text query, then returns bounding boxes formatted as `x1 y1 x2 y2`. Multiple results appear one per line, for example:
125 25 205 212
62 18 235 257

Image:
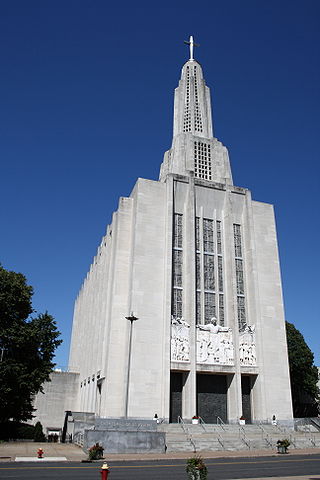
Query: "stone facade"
35 49 293 429
67 54 293 426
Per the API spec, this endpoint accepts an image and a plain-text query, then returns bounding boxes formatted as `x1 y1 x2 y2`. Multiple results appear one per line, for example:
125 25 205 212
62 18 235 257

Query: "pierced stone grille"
172 214 183 318
183 66 191 133
233 224 246 330
193 65 203 133
194 141 212 180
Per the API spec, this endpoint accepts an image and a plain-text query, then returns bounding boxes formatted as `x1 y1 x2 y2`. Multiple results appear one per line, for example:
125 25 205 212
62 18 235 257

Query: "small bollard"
37 448 44 459
100 462 110 480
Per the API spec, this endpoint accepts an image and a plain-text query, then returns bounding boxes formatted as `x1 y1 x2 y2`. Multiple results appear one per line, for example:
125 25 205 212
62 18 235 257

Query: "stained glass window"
203 219 214 253
204 292 216 323
217 221 222 255
204 254 215 291
218 256 223 292
219 294 224 326
233 224 242 257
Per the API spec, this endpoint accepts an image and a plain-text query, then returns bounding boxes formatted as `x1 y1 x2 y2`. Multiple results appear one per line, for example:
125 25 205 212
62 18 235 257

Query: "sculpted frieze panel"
171 317 190 362
239 324 256 366
196 321 234 365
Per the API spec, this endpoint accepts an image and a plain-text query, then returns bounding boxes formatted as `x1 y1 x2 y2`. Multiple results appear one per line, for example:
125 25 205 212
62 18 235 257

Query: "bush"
88 443 104 460
0 421 36 440
33 421 46 442
186 455 208 480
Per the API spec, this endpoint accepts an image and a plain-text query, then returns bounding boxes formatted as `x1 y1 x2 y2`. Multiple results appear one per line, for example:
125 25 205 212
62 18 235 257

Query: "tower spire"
184 35 199 61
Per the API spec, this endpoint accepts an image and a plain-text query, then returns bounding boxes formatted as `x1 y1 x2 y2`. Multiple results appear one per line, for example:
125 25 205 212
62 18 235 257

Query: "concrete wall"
32 371 79 434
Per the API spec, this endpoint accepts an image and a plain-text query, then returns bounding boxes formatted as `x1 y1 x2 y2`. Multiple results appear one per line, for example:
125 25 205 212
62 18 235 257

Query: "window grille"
219 294 224 326
194 141 212 180
203 218 214 252
196 253 201 290
237 296 246 330
196 291 201 324
218 256 223 292
235 259 244 295
217 221 222 254
173 250 182 287
172 214 183 319
233 224 242 257
174 214 183 249
233 224 246 328
195 217 200 251
204 254 215 291
172 288 183 318
204 292 216 323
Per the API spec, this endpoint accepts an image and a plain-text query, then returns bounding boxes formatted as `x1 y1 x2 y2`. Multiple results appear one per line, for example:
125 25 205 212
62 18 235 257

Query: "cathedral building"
68 38 293 425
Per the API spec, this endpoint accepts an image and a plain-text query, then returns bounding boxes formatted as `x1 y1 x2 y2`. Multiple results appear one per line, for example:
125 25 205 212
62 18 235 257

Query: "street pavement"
0 443 320 479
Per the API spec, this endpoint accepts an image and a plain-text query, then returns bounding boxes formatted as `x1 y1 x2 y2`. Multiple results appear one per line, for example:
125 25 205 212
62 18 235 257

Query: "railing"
217 416 225 430
73 432 84 447
258 422 273 448
239 426 251 450
177 416 196 452
198 416 207 431
217 433 225 449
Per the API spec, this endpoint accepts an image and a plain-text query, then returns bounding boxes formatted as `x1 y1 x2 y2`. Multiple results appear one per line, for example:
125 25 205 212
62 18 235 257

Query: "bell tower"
160 36 233 185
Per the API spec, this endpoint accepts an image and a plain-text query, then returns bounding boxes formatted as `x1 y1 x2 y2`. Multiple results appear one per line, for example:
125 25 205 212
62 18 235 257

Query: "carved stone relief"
196 325 234 365
171 317 190 362
239 324 256 366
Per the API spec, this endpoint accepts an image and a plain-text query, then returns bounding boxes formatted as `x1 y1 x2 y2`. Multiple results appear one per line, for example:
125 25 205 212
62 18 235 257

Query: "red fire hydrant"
37 448 44 459
100 463 110 479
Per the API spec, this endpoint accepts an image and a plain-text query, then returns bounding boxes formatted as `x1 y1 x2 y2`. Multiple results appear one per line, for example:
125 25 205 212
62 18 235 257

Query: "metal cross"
184 35 200 61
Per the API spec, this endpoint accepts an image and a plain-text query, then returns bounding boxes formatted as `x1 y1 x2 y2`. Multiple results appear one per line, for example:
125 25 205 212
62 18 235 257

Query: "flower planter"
277 446 288 454
192 419 199 425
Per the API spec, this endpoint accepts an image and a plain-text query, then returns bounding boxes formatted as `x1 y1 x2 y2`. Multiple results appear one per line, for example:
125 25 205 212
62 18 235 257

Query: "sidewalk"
0 442 320 462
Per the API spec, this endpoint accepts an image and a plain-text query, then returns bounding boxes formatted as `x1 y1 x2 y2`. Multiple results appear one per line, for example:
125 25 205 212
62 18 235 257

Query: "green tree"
286 321 319 417
0 265 62 423
33 421 46 442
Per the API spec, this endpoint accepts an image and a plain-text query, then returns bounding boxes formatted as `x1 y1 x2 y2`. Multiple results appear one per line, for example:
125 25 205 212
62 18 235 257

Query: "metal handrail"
217 433 224 449
239 426 251 449
217 416 225 430
198 416 207 431
178 416 196 452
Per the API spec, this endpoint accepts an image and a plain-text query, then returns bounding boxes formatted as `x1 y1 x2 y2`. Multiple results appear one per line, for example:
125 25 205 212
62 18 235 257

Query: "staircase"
157 422 320 453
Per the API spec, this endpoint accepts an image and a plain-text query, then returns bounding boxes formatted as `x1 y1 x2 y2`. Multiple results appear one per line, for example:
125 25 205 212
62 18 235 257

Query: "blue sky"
1 0 319 367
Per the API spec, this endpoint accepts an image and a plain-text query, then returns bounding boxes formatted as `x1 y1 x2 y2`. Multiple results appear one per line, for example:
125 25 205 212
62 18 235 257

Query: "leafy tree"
33 421 46 442
286 321 319 417
0 265 62 424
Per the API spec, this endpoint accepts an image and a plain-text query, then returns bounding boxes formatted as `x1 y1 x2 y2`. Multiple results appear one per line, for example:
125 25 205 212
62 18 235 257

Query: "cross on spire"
184 35 200 61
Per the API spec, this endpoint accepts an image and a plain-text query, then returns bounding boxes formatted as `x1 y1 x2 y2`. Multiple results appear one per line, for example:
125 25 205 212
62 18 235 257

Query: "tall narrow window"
172 214 183 318
233 224 246 330
203 219 214 253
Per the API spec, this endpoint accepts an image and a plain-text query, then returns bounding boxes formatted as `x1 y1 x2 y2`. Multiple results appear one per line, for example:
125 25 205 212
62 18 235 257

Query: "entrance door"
241 375 252 423
170 372 183 423
197 374 227 423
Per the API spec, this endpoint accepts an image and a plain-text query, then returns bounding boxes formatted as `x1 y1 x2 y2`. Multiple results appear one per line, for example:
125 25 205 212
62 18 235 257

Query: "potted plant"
239 415 246 425
88 442 104 460
186 455 207 480
192 415 200 425
276 438 290 454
